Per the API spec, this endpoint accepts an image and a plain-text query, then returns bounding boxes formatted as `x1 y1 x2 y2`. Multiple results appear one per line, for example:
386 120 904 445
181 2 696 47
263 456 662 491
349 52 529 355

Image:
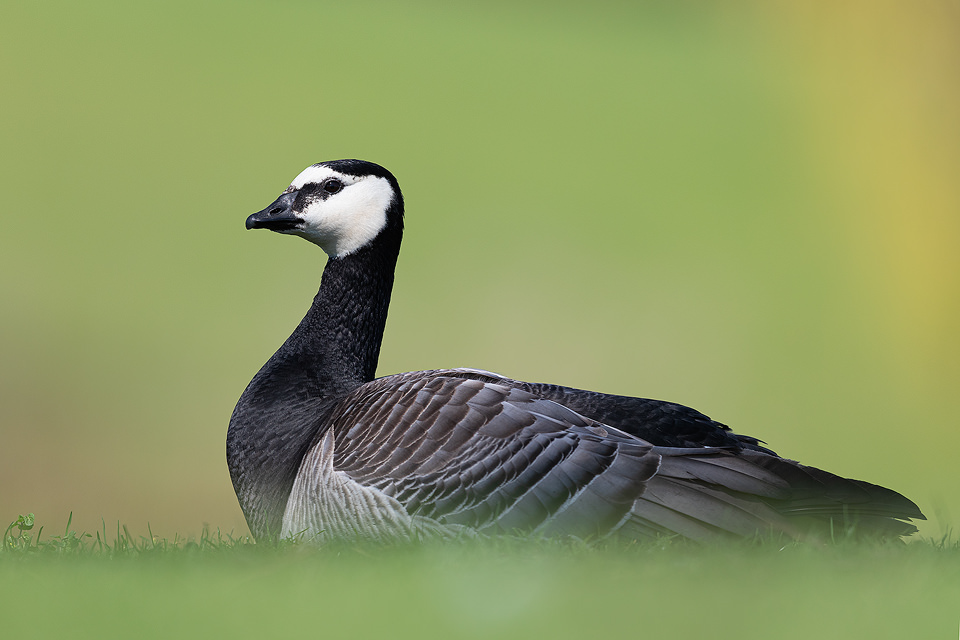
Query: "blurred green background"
1 0 956 540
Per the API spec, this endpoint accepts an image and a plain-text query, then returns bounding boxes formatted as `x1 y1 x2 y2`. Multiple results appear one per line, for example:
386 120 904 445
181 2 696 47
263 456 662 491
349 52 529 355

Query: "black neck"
290 232 400 389
227 220 402 540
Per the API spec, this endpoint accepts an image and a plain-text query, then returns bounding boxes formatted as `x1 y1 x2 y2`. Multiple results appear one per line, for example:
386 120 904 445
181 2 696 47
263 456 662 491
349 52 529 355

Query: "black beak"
246 191 302 231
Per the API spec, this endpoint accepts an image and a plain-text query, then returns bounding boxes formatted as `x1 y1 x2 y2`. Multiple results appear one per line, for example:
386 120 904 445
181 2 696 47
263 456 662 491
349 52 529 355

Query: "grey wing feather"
310 370 662 539
624 448 922 541
288 368 922 543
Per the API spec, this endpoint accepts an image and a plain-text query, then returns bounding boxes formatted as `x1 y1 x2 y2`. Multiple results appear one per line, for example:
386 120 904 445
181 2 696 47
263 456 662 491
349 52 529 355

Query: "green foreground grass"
2 515 957 639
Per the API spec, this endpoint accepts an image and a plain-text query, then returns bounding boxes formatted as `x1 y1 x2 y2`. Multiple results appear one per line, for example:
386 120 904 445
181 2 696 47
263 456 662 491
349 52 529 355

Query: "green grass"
3 514 958 639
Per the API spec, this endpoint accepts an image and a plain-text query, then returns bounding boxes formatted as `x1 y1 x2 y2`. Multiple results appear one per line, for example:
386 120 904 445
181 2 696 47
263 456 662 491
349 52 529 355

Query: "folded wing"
283 369 923 542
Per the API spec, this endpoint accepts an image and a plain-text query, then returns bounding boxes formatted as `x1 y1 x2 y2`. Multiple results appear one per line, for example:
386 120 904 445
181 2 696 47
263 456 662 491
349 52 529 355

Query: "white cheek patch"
297 175 394 257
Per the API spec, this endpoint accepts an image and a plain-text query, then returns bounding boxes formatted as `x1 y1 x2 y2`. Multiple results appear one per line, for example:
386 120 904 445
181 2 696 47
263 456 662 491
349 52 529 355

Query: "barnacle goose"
227 159 924 544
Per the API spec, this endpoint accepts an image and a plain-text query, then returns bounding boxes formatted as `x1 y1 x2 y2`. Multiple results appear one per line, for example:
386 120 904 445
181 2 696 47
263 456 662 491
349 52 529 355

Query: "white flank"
281 430 465 544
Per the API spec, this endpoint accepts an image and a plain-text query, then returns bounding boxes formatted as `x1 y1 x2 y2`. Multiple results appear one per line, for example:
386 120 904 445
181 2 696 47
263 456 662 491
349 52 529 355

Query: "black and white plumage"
227 159 924 544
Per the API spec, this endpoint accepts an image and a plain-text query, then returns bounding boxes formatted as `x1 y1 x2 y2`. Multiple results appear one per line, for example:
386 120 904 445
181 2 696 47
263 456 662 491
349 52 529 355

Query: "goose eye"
322 179 343 194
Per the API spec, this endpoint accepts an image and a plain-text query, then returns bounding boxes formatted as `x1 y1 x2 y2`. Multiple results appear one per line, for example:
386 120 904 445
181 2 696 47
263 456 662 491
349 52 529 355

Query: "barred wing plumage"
281 369 921 542
282 370 661 541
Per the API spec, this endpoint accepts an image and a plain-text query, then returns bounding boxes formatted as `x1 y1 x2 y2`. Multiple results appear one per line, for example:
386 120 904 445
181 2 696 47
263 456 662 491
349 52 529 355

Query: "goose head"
246 159 403 258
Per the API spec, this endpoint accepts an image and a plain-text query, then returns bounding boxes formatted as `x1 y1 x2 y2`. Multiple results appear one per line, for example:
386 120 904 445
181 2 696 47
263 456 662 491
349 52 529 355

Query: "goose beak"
246 191 302 232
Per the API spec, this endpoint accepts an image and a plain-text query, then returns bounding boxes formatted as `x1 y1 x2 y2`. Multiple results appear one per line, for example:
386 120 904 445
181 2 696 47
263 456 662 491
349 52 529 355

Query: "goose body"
227 159 924 543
